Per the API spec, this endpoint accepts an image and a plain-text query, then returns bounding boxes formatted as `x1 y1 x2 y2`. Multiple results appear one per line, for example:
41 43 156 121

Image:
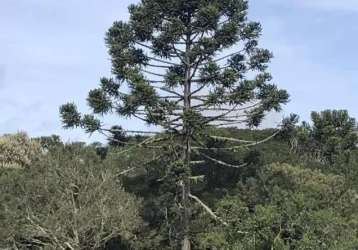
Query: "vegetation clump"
0 132 41 169
0 144 142 249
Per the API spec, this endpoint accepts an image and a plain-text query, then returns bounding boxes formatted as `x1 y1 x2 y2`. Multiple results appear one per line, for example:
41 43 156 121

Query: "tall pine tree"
60 0 289 249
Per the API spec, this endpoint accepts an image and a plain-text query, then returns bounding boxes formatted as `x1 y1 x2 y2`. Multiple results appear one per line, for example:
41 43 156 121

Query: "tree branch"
209 136 255 144
194 130 281 151
154 86 183 98
189 193 228 226
198 151 248 169
147 56 180 66
141 69 167 78
209 49 244 64
146 63 171 69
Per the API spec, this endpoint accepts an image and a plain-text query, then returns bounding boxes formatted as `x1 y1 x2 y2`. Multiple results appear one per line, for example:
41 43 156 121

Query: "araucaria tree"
60 0 289 249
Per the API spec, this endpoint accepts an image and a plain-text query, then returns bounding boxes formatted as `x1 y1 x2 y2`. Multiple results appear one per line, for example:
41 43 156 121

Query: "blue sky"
0 0 357 142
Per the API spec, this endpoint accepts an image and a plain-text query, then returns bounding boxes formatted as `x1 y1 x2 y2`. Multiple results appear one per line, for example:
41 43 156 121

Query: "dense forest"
1 110 358 249
1 0 358 249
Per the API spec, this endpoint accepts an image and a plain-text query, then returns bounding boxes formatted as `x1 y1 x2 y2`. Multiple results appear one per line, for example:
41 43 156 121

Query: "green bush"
0 145 142 249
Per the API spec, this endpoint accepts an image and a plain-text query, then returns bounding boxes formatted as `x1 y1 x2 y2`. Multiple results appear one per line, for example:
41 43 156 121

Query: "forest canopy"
1 110 358 249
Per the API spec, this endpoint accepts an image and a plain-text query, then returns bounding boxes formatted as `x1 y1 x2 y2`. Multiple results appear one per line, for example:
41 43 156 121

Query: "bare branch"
198 151 248 169
64 242 75 250
194 130 281 151
154 86 183 98
203 105 239 125
208 119 248 127
194 101 261 112
115 136 169 156
141 69 167 78
136 42 156 51
146 63 171 69
210 49 244 64
204 113 247 121
102 127 161 135
116 167 138 177
209 136 255 144
195 107 241 111
126 130 161 134
170 44 186 65
158 95 183 99
148 80 167 84
190 160 205 165
189 193 228 226
147 56 180 66
189 84 206 97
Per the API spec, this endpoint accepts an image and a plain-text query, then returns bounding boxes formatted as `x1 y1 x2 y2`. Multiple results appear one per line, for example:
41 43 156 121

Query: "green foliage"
0 144 142 249
292 110 358 164
1 123 358 249
59 103 81 128
34 135 63 150
311 110 358 162
195 163 358 249
107 125 129 147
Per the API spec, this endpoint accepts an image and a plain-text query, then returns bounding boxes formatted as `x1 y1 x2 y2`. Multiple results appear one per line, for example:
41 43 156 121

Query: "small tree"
290 110 358 164
60 0 289 248
311 110 357 161
107 125 129 147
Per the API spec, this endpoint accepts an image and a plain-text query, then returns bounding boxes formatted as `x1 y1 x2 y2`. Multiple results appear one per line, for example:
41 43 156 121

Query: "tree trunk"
182 236 191 250
182 119 192 250
181 176 191 250
181 123 192 250
182 30 192 250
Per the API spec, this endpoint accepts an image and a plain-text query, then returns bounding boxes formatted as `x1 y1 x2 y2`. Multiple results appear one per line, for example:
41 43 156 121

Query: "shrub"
0 132 41 169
